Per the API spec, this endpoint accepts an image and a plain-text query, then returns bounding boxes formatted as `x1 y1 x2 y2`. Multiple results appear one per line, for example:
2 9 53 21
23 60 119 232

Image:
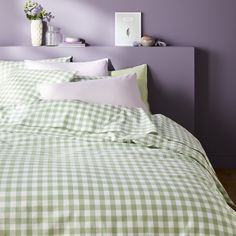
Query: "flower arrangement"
24 0 54 22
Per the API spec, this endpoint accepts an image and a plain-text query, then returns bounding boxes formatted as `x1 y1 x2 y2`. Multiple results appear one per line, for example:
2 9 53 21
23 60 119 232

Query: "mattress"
0 101 235 235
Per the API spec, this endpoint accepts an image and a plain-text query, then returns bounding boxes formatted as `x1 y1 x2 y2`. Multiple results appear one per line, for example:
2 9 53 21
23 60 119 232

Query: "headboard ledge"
0 46 195 133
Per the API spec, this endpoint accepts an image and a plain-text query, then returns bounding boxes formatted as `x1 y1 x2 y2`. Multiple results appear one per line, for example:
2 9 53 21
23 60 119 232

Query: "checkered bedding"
0 101 235 235
0 57 71 84
0 69 76 106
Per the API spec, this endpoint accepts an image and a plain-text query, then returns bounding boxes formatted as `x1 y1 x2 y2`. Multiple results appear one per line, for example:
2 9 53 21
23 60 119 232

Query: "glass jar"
45 25 62 46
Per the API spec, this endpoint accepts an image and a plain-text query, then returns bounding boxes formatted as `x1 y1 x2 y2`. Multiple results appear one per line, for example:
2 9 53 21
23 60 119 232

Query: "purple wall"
0 0 236 167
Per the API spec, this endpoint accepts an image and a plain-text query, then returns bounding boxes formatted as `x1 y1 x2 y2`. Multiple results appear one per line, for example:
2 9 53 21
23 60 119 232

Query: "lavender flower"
45 12 55 22
24 0 55 22
31 4 43 17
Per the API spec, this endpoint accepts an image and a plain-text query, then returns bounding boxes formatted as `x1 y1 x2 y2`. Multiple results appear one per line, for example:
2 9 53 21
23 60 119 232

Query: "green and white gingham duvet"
0 101 235 235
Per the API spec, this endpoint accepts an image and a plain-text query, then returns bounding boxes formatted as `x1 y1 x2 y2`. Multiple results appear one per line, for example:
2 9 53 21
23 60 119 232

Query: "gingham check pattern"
0 69 76 106
0 60 24 84
0 101 235 235
0 57 72 84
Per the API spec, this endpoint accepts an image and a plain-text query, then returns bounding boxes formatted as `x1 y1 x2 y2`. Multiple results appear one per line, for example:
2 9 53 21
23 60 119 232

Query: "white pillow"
25 58 109 76
37 73 147 111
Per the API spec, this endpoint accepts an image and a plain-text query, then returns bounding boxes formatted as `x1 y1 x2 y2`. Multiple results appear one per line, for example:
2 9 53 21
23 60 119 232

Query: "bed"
0 47 235 235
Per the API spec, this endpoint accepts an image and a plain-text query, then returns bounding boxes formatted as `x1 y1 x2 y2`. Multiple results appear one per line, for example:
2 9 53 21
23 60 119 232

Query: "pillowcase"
111 64 149 109
0 61 24 83
26 56 72 63
37 73 147 111
0 56 72 84
0 69 76 106
25 58 109 76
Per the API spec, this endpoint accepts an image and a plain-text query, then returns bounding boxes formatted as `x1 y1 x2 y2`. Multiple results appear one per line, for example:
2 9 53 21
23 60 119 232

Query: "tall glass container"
45 25 62 46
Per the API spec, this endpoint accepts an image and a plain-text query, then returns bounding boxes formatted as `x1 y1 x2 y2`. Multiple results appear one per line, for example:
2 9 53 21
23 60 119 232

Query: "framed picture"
115 12 142 46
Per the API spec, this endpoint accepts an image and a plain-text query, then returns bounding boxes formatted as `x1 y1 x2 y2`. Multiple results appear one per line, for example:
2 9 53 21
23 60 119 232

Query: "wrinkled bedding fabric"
0 101 235 235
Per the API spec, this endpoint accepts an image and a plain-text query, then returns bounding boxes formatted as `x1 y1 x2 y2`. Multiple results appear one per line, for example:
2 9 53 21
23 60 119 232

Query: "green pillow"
0 69 76 106
111 64 149 109
0 57 72 84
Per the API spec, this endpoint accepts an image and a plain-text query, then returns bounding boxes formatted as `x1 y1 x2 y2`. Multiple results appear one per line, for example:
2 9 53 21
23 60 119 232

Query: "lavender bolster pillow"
37 74 147 111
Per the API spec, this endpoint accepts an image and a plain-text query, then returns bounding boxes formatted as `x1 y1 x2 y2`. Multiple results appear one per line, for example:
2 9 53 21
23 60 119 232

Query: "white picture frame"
115 12 142 46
